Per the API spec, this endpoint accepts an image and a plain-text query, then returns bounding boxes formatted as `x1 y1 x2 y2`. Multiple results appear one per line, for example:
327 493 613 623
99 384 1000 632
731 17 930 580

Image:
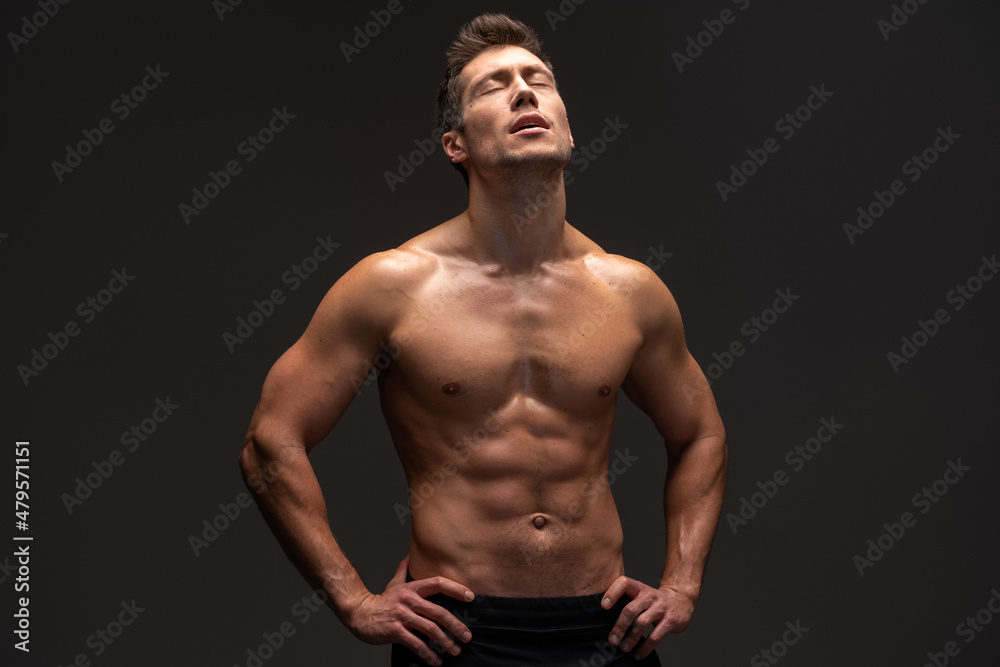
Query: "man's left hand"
601 576 695 660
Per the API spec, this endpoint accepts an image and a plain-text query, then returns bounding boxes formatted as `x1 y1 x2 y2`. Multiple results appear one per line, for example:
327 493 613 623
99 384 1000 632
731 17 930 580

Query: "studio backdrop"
2 1 999 665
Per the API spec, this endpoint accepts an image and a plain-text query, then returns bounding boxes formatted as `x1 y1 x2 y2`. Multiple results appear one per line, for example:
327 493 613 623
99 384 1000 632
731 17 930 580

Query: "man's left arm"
604 264 728 659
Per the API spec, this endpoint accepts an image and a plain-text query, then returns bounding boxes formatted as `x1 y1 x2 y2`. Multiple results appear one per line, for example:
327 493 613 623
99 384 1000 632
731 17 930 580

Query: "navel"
598 384 612 397
532 515 547 529
442 382 461 395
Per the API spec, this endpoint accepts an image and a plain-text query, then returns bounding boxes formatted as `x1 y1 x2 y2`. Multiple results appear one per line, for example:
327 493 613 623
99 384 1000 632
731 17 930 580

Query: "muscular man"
239 13 727 666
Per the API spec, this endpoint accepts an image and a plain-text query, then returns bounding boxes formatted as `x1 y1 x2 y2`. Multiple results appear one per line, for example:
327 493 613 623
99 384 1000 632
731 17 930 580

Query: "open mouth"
511 115 549 134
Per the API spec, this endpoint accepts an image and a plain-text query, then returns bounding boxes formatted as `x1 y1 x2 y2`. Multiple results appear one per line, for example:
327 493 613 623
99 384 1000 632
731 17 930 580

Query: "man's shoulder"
580 248 668 298
343 245 440 293
307 246 439 339
562 224 661 287
575 244 681 336
348 218 460 285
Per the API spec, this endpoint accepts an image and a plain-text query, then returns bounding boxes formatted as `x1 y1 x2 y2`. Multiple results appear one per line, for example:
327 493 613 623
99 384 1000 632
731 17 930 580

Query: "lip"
510 114 550 134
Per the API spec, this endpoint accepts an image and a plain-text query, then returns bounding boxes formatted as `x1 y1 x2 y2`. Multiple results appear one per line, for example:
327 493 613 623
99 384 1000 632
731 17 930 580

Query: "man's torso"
372 220 655 597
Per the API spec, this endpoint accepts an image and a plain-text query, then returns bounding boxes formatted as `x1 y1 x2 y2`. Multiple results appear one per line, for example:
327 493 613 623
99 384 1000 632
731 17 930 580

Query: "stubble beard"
473 133 572 189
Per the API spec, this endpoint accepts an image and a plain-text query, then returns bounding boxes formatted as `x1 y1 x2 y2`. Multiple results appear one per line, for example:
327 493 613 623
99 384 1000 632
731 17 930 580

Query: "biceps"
250 332 379 452
623 346 722 450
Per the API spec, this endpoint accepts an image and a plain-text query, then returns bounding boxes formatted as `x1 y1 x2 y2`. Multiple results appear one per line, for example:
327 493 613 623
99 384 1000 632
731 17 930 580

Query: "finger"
632 611 680 660
411 597 473 645
399 606 464 661
633 626 670 660
412 575 475 605
386 555 410 589
396 627 447 667
607 596 645 647
632 634 662 660
601 575 634 610
620 605 657 652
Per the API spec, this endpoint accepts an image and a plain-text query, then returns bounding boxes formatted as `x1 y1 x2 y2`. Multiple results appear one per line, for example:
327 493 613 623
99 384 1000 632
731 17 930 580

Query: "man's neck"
462 169 569 276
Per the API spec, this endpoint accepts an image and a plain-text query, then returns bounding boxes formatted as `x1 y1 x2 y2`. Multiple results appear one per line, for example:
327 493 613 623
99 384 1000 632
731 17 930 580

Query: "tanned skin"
240 45 727 665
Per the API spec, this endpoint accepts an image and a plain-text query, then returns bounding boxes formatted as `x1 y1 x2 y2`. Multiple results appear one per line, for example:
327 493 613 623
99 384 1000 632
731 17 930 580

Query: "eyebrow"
469 63 555 95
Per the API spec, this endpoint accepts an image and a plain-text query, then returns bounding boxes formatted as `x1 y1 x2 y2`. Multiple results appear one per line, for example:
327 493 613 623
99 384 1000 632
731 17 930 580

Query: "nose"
511 77 538 110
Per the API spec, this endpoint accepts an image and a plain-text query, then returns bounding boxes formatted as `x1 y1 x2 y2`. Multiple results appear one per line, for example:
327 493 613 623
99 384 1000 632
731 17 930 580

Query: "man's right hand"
346 556 475 667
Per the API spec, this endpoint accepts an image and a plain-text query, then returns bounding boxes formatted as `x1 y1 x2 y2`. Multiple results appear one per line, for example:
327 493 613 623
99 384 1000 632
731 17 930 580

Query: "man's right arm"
238 251 473 666
239 252 391 616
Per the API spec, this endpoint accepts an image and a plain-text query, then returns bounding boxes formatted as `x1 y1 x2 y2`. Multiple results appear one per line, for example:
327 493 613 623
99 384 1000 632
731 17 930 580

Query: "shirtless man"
239 13 727 666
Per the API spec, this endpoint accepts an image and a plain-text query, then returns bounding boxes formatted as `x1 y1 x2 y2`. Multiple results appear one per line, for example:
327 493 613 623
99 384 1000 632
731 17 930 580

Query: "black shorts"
391 572 662 666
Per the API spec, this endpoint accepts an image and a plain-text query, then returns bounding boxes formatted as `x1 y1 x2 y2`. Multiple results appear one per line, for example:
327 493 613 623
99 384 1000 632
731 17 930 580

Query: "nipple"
442 382 461 395
598 384 611 397
532 516 546 529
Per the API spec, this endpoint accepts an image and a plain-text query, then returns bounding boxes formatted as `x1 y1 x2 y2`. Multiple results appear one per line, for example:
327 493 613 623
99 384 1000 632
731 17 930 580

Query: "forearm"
658 432 727 606
239 435 369 624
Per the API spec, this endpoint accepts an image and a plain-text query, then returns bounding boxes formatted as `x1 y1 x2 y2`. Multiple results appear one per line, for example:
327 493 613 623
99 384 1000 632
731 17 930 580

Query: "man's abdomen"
406 447 627 597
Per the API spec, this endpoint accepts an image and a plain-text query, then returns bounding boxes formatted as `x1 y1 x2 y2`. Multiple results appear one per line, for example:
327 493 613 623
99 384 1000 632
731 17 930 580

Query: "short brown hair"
435 14 553 181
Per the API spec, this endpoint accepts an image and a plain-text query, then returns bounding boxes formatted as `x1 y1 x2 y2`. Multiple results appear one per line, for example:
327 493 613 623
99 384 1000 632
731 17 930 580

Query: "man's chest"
380 271 644 412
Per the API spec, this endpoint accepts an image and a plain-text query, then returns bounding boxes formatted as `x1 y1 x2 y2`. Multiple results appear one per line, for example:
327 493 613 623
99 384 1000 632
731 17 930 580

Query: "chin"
503 144 572 168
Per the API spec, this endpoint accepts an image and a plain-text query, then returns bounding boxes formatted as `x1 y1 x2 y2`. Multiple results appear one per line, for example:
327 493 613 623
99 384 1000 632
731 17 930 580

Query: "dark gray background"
3 0 999 665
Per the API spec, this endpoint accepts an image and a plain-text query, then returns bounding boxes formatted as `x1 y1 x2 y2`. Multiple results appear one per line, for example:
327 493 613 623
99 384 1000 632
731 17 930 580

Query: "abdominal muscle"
397 417 627 598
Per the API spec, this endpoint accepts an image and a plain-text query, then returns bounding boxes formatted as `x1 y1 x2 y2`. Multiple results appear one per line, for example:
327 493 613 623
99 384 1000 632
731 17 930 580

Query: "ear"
442 129 467 164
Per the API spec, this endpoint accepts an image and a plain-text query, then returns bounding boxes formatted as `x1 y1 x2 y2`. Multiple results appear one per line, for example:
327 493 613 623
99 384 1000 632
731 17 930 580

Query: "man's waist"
405 569 626 632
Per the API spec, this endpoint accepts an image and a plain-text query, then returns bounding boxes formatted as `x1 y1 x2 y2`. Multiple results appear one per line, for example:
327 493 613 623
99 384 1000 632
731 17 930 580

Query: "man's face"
444 45 574 182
